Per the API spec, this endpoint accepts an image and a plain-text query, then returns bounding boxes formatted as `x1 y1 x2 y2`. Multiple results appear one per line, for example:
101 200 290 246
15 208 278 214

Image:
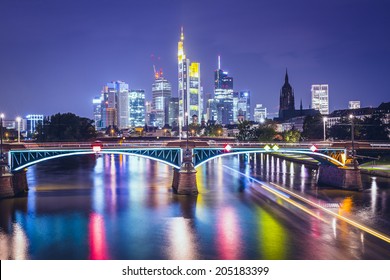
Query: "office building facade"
311 84 329 115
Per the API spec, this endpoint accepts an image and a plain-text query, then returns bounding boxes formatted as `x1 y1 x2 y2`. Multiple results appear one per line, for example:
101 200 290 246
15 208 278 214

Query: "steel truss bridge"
7 141 348 172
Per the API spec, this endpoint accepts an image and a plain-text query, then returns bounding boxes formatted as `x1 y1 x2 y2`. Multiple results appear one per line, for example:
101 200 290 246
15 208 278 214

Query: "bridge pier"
0 162 15 198
317 160 362 191
172 150 198 195
12 169 29 195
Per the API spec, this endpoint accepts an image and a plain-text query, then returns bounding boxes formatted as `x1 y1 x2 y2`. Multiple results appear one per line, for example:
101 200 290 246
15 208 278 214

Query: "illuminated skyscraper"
152 74 172 128
92 97 102 130
178 27 202 125
214 56 234 124
169 97 179 127
129 89 145 127
311 84 329 115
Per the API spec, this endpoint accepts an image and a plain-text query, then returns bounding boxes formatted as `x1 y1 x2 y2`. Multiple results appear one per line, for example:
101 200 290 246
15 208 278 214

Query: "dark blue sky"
1 0 389 119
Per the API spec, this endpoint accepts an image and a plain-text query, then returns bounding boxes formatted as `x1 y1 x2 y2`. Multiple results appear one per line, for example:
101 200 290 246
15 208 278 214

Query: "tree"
359 113 389 141
35 113 96 141
301 114 323 140
237 120 253 141
328 116 362 141
283 129 301 142
188 123 201 136
203 122 223 137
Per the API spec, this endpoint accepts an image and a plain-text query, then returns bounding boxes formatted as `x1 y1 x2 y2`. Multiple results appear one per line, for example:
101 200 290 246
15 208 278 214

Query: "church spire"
285 68 289 83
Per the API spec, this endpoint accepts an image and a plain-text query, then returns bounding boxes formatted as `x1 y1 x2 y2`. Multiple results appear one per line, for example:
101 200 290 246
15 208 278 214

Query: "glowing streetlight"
16 116 21 143
185 112 189 152
0 113 4 162
349 114 357 168
323 116 328 141
178 116 182 140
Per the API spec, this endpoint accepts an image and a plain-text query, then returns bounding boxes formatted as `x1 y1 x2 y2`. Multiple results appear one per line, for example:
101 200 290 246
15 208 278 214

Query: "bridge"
1 139 380 198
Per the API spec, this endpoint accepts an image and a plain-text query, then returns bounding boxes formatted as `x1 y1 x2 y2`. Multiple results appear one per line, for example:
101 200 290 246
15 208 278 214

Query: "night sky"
1 0 389 120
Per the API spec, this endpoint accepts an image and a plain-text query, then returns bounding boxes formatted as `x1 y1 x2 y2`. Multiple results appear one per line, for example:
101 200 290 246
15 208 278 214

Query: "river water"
1 153 390 259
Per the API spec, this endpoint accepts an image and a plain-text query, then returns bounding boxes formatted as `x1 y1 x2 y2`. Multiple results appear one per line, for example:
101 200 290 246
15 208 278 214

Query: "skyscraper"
238 91 251 121
92 97 102 130
178 27 202 126
214 56 234 124
129 89 145 127
311 84 329 115
152 73 172 128
279 69 295 120
168 97 179 127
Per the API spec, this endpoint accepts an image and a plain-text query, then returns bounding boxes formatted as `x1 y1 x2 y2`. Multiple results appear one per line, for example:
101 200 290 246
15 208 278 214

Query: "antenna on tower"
218 55 221 70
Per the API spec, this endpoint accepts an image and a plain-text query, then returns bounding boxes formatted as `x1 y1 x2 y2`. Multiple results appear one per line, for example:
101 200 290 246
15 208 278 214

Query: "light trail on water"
223 165 390 244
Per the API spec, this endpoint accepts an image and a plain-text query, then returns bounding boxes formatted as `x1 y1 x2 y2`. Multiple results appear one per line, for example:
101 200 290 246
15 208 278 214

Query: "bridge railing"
15 141 169 150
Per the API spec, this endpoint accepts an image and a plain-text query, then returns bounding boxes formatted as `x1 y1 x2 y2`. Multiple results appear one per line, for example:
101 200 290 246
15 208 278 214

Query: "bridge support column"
317 161 362 191
12 169 28 195
172 168 180 192
175 161 198 195
0 162 14 199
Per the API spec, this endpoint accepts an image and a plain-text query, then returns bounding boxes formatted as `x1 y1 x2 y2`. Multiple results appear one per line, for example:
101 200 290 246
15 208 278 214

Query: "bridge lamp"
264 145 271 151
16 116 21 143
310 145 318 152
0 113 4 162
349 114 357 168
224 144 232 152
272 145 279 151
92 145 101 153
323 117 328 141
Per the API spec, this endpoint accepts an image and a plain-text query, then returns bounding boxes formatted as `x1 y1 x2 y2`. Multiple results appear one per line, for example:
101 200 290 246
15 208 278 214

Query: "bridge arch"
193 148 346 169
9 148 182 172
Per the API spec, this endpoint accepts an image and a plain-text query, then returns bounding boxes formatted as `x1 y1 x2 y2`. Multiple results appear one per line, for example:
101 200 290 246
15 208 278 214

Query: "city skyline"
1 0 389 119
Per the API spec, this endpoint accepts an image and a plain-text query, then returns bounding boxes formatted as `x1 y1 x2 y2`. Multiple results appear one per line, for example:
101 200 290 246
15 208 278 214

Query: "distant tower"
178 27 202 125
279 69 295 120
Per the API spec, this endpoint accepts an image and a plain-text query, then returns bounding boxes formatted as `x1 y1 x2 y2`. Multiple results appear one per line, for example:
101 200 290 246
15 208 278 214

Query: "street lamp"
323 116 328 141
349 114 357 168
0 113 4 162
185 112 189 152
178 116 182 141
16 116 21 143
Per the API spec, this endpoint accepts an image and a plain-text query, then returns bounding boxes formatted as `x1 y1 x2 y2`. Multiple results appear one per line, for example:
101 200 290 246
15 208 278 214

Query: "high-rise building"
237 91 251 121
152 75 172 128
97 81 130 129
92 97 102 130
129 89 145 127
254 104 267 123
168 97 179 127
311 84 329 115
279 69 295 120
178 27 202 126
214 56 234 124
349 100 361 109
